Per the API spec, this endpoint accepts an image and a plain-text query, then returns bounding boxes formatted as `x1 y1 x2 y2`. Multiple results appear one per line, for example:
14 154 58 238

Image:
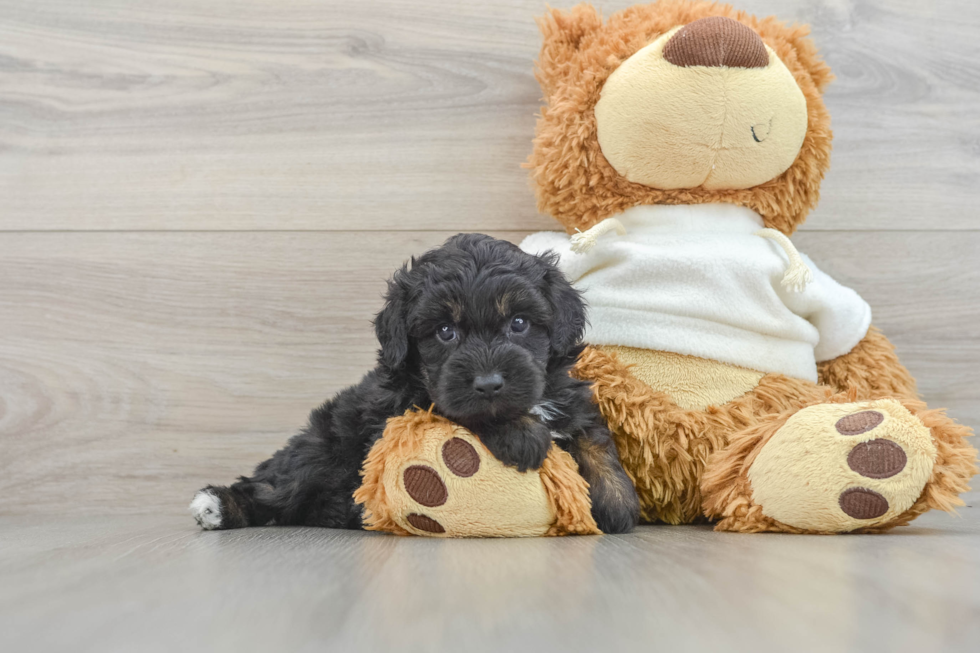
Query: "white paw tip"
190 490 222 530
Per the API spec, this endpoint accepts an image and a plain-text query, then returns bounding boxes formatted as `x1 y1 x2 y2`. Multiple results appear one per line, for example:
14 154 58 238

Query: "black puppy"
190 234 639 534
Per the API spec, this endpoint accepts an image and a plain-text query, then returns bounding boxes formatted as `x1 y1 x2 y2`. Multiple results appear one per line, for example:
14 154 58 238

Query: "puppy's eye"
436 324 457 342
510 316 529 334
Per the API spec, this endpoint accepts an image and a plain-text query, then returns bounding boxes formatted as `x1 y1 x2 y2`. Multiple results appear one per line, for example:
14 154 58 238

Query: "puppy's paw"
189 489 223 530
574 443 641 534
480 418 552 472
590 482 641 535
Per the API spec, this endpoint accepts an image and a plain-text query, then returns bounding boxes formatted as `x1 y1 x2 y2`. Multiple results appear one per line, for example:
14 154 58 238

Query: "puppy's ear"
373 263 413 372
540 253 587 357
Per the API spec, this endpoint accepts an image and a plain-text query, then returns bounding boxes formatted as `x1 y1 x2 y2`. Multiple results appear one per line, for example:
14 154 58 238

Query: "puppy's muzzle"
436 341 544 420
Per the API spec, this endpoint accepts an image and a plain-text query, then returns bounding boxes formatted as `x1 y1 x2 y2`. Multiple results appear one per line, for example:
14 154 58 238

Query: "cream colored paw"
748 399 937 532
387 427 558 537
356 411 599 537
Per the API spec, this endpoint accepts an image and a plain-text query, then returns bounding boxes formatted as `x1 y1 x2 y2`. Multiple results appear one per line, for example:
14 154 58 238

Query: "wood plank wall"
1 0 977 515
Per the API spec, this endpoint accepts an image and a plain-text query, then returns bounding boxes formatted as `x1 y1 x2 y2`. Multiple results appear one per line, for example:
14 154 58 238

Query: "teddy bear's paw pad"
441 437 480 477
837 488 889 520
748 400 937 532
401 438 479 511
406 513 445 534
403 465 448 507
835 410 884 435
845 438 907 479
385 428 556 537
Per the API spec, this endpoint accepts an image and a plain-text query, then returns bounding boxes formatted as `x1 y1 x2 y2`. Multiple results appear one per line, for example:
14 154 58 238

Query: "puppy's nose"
663 16 768 69
473 373 505 397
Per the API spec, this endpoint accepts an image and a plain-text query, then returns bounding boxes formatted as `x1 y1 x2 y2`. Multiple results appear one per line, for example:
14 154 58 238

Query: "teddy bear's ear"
535 4 603 97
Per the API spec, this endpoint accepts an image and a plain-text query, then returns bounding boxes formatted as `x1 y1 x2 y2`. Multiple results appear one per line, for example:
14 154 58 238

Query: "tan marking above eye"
447 301 463 324
495 292 512 317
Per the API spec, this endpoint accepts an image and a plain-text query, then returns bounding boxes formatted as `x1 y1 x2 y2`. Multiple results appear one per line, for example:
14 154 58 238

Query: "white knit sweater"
520 204 872 383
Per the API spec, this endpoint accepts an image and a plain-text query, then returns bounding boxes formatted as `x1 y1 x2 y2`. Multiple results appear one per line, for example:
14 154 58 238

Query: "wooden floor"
1 1 979 650
2 498 979 653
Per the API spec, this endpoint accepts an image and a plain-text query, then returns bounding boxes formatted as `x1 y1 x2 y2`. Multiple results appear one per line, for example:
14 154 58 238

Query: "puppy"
190 234 640 534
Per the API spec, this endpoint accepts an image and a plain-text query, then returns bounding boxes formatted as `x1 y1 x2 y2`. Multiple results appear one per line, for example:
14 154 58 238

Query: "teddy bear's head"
527 1 833 235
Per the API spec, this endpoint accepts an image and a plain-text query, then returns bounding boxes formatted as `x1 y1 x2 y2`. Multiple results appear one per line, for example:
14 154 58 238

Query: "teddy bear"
356 0 976 536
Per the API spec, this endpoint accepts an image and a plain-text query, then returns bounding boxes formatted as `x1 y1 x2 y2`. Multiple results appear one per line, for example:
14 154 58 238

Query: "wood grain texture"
1 0 979 231
0 0 976 517
0 3 977 643
2 507 979 652
0 231 976 516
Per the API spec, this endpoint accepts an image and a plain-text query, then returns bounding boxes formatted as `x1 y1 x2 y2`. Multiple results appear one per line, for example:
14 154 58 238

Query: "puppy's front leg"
473 416 552 473
569 425 640 534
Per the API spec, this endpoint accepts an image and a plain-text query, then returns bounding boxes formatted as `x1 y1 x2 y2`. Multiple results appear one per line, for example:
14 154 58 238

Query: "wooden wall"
1 0 977 515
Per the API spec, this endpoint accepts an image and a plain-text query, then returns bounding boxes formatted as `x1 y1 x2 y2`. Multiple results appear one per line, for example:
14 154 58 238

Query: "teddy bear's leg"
353 410 600 537
702 396 977 533
573 345 815 525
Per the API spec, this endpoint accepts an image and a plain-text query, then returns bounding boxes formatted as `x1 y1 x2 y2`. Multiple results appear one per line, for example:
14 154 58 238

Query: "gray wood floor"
1 1 979 650
2 497 979 653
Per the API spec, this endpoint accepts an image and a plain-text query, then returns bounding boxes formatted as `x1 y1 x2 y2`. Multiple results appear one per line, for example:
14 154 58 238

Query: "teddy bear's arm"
355 409 600 537
817 325 918 400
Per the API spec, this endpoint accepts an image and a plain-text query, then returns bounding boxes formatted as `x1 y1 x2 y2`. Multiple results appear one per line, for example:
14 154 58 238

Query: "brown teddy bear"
357 0 976 536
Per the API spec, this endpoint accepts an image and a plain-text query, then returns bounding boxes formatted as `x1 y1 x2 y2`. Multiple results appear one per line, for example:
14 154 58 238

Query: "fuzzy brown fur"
527 0 833 235
540 447 604 536
817 326 918 399
574 345 829 524
575 344 977 532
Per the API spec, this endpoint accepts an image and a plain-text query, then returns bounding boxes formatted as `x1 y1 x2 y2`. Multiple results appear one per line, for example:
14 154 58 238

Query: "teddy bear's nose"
663 16 768 69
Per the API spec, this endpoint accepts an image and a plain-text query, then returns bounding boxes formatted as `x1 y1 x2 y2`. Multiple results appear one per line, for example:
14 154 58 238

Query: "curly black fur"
192 234 639 534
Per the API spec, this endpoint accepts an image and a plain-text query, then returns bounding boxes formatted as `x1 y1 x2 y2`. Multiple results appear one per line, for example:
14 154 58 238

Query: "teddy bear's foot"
703 397 977 533
748 400 938 532
354 410 600 537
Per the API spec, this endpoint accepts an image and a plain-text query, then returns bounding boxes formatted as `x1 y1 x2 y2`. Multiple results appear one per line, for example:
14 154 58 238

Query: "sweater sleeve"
780 254 873 362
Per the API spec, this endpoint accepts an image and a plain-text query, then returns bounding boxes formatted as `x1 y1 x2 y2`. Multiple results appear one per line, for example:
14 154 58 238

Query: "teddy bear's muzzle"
593 20 809 192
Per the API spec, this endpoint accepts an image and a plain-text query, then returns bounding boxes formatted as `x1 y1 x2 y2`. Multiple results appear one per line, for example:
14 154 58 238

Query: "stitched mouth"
751 118 772 143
